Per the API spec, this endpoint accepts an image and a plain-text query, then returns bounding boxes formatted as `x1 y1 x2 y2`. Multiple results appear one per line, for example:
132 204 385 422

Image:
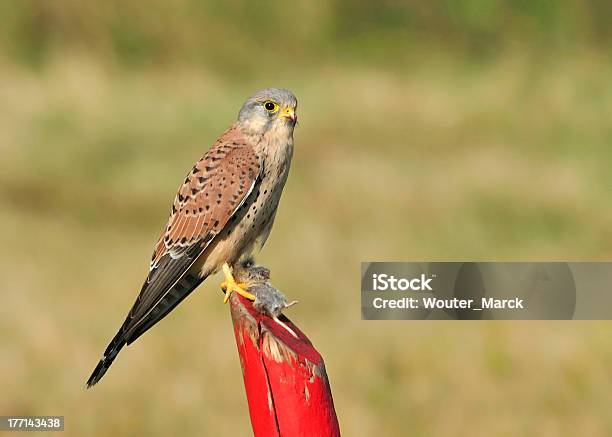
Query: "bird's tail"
86 330 126 388
86 271 206 388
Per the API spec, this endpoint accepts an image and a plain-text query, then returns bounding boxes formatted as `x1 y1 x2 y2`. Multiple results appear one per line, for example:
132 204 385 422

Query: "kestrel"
86 88 298 387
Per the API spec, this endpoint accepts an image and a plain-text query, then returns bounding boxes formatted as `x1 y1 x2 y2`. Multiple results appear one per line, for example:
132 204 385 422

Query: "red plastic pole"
228 292 340 437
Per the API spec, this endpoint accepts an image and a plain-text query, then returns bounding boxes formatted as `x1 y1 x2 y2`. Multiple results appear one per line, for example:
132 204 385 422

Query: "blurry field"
1 2 612 436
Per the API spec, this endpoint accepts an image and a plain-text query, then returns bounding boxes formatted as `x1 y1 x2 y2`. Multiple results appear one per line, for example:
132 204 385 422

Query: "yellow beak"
281 106 297 122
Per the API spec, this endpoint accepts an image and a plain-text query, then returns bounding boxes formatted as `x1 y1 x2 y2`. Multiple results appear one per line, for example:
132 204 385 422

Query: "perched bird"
86 88 298 387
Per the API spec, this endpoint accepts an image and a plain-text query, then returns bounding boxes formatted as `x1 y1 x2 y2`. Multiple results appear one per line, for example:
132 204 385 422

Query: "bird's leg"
220 263 256 303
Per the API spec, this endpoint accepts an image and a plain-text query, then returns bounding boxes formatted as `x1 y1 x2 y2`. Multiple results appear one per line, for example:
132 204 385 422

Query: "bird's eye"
263 100 279 113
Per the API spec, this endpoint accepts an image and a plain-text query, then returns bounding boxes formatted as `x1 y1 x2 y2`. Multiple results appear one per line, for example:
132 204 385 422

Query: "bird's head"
237 88 298 136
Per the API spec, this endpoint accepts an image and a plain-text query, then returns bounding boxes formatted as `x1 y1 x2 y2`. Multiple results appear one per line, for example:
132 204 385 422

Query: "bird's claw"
221 264 255 303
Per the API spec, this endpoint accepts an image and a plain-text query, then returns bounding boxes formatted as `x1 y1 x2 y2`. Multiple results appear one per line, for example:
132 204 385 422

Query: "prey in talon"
87 88 298 388
232 262 299 338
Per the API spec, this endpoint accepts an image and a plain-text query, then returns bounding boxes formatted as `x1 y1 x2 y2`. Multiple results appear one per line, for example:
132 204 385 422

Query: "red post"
228 289 340 436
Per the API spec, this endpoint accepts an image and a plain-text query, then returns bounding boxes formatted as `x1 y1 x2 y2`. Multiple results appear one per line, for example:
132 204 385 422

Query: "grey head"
237 88 298 134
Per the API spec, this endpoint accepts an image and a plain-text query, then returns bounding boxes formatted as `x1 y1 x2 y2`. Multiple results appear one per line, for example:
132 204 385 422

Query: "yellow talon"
220 263 255 303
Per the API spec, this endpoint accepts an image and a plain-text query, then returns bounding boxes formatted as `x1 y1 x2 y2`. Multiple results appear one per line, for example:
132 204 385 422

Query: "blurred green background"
1 1 612 436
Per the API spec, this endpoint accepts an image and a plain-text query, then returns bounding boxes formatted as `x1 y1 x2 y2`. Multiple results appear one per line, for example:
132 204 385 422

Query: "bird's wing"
150 130 260 270
86 126 259 387
128 127 260 337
